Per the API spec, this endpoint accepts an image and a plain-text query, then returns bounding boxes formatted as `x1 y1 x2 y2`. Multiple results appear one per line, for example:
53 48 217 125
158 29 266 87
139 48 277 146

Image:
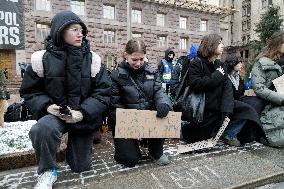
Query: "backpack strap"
175 57 203 99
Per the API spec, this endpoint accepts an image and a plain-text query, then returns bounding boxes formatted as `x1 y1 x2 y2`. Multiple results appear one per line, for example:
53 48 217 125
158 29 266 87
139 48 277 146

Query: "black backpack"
4 103 21 122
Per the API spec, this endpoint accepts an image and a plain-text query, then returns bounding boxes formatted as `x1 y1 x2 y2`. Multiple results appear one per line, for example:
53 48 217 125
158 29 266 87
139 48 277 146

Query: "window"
132 9 142 23
35 0 51 11
132 33 142 38
247 35 251 42
245 50 249 59
157 13 165 27
179 37 188 50
262 0 272 9
247 20 251 30
247 5 251 16
103 30 115 44
200 20 208 31
157 36 167 47
242 6 246 17
103 4 115 19
242 21 247 31
179 16 187 29
36 23 50 42
242 36 246 43
71 0 85 15
104 55 115 70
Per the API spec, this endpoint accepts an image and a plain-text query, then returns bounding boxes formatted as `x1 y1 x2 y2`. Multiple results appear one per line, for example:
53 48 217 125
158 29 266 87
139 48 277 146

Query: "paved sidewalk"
1 133 284 189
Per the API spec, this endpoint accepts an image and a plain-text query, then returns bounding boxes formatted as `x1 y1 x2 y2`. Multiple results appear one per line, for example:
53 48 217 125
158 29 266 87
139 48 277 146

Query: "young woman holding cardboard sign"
109 38 172 167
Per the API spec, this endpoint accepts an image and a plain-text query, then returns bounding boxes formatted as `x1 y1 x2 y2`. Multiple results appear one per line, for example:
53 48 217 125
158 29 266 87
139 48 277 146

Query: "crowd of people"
17 10 284 188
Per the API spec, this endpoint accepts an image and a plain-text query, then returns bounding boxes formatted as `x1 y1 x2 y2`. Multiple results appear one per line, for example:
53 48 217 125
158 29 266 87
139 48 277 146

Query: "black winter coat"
182 56 233 142
20 38 111 130
110 61 172 110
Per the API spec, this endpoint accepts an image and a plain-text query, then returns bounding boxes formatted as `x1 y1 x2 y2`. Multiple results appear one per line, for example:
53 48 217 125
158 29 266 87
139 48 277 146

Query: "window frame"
35 0 51 11
103 4 116 20
200 19 208 32
70 0 85 15
179 16 187 29
103 30 116 44
35 23 50 42
131 9 142 24
156 13 165 27
179 37 188 50
157 35 167 48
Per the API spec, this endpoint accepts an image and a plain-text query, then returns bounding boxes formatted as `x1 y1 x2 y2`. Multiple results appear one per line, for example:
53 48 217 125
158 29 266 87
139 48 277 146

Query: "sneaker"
223 136 241 147
154 154 170 166
34 169 58 189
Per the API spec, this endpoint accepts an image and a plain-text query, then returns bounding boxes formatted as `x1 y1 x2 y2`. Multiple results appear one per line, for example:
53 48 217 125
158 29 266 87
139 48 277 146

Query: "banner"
0 0 25 49
115 108 181 138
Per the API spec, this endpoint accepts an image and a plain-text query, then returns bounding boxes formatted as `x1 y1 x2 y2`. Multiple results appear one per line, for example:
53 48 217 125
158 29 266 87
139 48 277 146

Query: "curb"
0 134 68 171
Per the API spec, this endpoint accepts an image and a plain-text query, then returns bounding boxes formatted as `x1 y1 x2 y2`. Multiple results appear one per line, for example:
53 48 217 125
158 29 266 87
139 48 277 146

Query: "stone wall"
22 0 221 69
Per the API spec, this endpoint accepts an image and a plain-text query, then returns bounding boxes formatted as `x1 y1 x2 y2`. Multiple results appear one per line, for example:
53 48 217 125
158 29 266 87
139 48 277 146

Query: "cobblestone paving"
0 133 265 189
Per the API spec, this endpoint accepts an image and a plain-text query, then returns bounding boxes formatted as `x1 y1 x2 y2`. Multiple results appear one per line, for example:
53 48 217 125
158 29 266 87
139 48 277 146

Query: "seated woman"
251 31 284 148
110 38 172 167
224 53 265 145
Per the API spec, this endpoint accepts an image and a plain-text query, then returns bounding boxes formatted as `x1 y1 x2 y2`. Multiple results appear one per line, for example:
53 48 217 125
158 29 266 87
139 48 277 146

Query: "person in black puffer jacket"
19 11 111 188
109 38 172 167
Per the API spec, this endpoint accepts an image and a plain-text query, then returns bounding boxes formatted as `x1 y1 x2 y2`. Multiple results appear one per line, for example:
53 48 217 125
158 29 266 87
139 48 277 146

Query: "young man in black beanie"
20 11 111 188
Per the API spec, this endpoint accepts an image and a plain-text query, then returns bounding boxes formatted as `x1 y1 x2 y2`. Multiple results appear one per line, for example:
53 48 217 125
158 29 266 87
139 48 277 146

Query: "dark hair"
125 38 146 55
198 34 222 58
224 53 242 72
258 31 284 60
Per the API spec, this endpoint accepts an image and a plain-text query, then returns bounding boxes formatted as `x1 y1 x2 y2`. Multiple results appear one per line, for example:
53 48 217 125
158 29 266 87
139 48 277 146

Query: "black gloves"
156 103 171 118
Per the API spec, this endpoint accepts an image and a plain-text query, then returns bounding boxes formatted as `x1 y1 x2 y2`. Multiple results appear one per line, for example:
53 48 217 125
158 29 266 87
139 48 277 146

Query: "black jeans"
29 115 94 174
114 138 164 167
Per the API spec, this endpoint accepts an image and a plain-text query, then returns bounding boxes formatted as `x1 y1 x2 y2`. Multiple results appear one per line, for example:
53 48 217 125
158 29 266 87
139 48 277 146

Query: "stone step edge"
0 149 66 172
228 171 284 189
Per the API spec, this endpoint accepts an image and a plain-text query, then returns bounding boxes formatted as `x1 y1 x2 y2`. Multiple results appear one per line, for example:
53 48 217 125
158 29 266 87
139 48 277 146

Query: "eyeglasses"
66 28 84 35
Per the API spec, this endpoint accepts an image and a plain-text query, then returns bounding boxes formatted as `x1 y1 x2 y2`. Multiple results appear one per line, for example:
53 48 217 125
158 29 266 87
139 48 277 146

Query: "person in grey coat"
20 11 111 188
251 30 284 148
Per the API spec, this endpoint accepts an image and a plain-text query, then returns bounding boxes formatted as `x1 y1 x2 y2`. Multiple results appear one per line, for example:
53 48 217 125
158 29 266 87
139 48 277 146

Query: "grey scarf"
228 71 240 90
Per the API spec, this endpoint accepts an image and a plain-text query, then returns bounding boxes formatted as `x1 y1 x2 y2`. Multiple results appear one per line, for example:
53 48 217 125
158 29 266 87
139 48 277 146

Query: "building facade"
229 0 284 60
0 0 232 91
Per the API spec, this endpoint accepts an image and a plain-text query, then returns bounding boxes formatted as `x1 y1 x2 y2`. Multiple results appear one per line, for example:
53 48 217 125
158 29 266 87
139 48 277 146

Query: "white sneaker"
153 154 170 166
34 169 58 189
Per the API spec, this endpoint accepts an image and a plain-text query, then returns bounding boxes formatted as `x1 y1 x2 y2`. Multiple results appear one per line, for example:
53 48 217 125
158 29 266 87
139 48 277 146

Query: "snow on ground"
0 120 36 155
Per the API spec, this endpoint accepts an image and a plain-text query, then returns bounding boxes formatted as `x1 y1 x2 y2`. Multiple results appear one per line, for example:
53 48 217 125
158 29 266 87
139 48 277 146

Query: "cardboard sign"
273 75 284 94
115 108 181 138
177 117 230 154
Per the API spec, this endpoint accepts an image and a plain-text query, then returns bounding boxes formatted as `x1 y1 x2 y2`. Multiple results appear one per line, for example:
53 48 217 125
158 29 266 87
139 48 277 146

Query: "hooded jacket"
20 11 111 129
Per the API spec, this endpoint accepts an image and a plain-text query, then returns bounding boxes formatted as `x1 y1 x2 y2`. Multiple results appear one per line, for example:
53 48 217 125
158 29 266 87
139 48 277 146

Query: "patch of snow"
0 120 36 155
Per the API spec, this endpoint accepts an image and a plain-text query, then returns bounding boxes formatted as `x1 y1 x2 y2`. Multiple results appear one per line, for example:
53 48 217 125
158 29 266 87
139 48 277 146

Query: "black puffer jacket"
110 61 172 110
20 11 111 129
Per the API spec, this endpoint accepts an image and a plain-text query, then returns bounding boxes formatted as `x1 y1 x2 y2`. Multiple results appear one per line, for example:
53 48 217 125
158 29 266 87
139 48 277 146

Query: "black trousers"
29 115 94 174
114 138 164 167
